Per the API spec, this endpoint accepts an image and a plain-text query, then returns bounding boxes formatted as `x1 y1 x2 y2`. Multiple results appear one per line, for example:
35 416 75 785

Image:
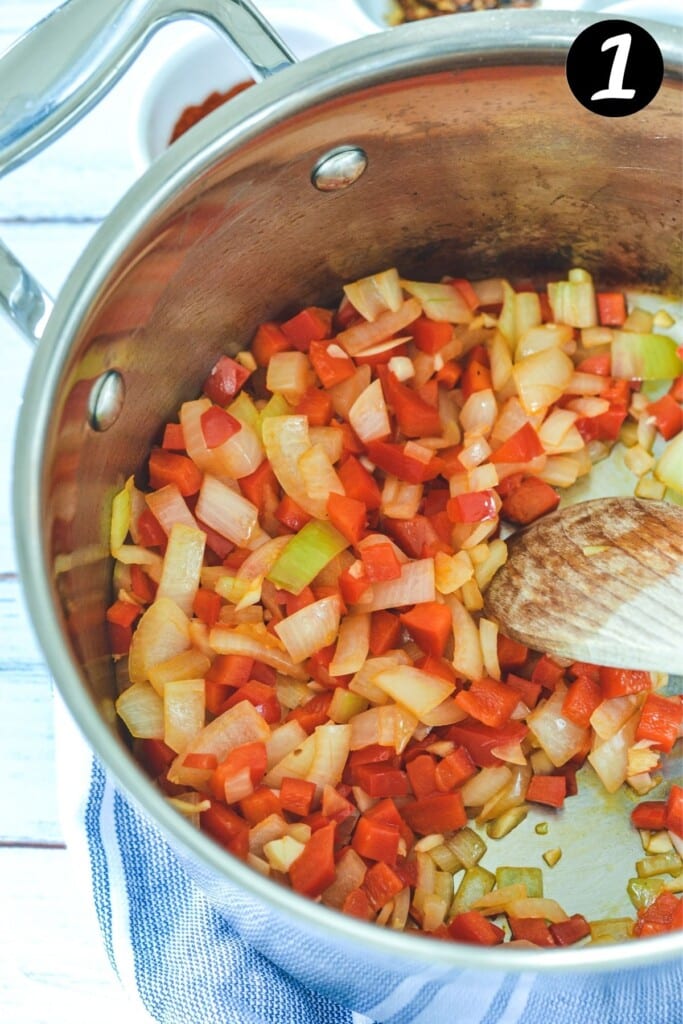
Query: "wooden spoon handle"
484 498 683 674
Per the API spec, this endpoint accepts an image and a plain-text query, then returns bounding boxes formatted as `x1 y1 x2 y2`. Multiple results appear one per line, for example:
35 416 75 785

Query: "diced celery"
228 390 261 436
635 850 683 878
328 688 368 724
627 875 666 910
588 918 634 944
267 520 348 595
655 433 683 495
449 865 496 916
611 331 683 381
110 477 133 553
496 865 544 898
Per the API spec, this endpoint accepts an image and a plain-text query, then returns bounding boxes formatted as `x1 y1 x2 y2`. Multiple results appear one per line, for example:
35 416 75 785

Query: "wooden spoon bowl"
484 497 683 674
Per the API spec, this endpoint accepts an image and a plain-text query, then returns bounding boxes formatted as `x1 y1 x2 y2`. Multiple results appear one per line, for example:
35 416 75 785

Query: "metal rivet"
88 369 125 431
311 146 368 192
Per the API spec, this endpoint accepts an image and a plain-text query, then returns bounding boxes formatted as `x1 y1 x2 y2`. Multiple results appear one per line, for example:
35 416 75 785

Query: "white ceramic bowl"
132 0 379 168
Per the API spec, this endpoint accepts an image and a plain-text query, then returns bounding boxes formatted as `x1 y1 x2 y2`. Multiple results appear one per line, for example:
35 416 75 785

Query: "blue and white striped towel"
56 698 682 1024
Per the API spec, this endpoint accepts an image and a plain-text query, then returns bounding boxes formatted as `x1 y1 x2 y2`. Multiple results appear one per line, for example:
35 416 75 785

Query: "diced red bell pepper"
647 392 683 440
549 913 591 946
363 861 405 910
352 814 401 864
596 291 627 327
201 800 249 858
224 679 281 724
508 917 556 946
338 455 383 510
498 475 560 525
162 422 186 451
497 634 529 671
327 491 367 545
342 887 373 920
280 306 333 350
599 667 651 700
461 359 492 401
399 601 453 658
251 321 292 367
531 654 566 690
434 746 477 792
447 489 498 524
490 423 545 464
575 352 611 376
294 386 333 426
402 791 467 835
635 693 683 753
192 587 222 627
447 719 528 768
378 367 443 437
450 278 480 311
435 360 462 389
238 459 278 515
308 339 356 388
409 315 453 354
454 677 521 730
406 754 438 798
448 910 505 946
354 763 409 800
665 784 683 839
369 610 402 656
505 672 542 710
239 786 282 826
280 776 317 817
360 542 402 582
633 891 683 937
339 562 371 605
577 407 628 444
206 654 254 688
561 673 603 728
202 355 252 404
364 440 443 484
275 494 313 532
630 799 668 832
148 449 203 496
384 514 446 560
525 773 567 809
286 692 334 733
210 741 268 801
289 821 337 897
130 564 157 604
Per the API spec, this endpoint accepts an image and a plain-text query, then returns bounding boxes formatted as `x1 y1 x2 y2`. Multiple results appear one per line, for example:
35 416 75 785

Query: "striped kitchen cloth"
55 697 682 1024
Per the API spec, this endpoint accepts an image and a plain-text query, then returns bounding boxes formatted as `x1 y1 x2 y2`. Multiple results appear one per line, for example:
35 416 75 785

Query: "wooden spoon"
483 497 683 674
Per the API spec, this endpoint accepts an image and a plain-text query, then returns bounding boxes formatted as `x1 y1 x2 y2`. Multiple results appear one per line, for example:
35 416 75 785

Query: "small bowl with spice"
132 1 379 169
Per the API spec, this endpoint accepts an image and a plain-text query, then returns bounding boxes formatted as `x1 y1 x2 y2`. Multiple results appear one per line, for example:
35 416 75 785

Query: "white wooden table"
0 3 203 1020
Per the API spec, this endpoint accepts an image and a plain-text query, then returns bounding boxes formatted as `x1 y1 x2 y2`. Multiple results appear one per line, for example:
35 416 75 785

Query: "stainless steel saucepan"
1 0 681 996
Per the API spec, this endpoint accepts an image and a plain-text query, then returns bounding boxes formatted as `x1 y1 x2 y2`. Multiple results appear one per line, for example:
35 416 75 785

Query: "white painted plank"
0 578 58 844
0 846 152 1024
0 222 98 572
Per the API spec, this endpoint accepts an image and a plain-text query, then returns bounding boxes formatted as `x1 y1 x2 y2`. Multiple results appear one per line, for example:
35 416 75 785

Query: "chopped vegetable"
109 265 683 949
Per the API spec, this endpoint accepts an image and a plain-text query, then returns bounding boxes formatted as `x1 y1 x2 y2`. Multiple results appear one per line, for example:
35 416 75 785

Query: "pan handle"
0 0 296 181
0 0 296 346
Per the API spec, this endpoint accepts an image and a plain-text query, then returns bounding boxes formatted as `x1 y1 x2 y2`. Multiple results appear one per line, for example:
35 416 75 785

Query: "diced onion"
167 698 270 784
527 685 590 767
164 678 205 753
128 597 191 685
146 483 198 534
357 558 436 612
209 622 309 678
343 268 404 321
115 681 164 739
328 613 371 677
156 523 206 615
349 378 391 443
274 595 342 663
372 664 455 719
262 415 329 518
195 474 259 546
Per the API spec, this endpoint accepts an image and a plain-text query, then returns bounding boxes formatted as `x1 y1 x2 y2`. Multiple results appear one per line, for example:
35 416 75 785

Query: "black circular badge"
566 19 664 117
